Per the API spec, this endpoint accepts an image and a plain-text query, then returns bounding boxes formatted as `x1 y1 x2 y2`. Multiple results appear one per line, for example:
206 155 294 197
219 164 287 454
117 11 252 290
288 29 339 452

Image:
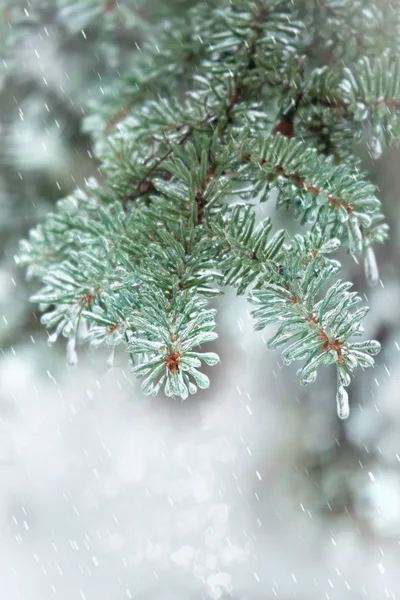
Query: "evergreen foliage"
14 0 400 418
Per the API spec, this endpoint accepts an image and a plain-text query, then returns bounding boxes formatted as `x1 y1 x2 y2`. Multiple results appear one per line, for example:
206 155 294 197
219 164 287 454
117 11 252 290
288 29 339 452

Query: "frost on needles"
15 0 400 418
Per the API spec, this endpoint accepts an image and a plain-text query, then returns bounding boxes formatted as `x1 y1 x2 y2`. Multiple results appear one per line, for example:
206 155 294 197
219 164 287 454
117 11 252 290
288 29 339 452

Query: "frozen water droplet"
107 346 115 370
48 331 58 345
66 338 78 366
336 385 349 419
369 137 382 160
364 246 379 286
300 370 317 385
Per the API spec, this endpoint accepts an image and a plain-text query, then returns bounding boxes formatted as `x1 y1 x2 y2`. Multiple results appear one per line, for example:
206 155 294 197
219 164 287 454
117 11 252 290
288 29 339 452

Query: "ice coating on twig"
364 246 379 286
107 346 116 370
336 385 349 419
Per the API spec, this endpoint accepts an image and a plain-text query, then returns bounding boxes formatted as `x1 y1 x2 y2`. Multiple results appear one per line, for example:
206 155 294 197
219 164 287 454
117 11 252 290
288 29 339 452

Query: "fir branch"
16 0 397 417
241 133 387 254
128 288 219 399
127 111 217 204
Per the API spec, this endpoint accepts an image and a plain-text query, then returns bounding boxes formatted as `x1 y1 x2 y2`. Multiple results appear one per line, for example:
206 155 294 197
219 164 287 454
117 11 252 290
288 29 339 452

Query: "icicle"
369 137 382 160
77 317 88 341
364 246 379 286
300 370 317 385
48 320 64 345
106 346 115 370
66 337 78 366
336 385 349 420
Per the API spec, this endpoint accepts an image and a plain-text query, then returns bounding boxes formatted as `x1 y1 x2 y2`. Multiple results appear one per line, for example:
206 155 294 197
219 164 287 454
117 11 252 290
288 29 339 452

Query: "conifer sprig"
15 0 399 418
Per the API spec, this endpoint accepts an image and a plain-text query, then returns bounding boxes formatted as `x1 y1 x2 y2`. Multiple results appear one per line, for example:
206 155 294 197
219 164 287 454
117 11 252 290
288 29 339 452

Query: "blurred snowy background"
1 2 400 599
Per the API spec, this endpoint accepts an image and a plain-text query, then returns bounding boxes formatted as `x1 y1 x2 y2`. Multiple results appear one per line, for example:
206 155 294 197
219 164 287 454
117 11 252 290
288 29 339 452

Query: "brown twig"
124 112 216 205
165 347 182 373
123 1 268 208
104 0 118 12
259 160 353 214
